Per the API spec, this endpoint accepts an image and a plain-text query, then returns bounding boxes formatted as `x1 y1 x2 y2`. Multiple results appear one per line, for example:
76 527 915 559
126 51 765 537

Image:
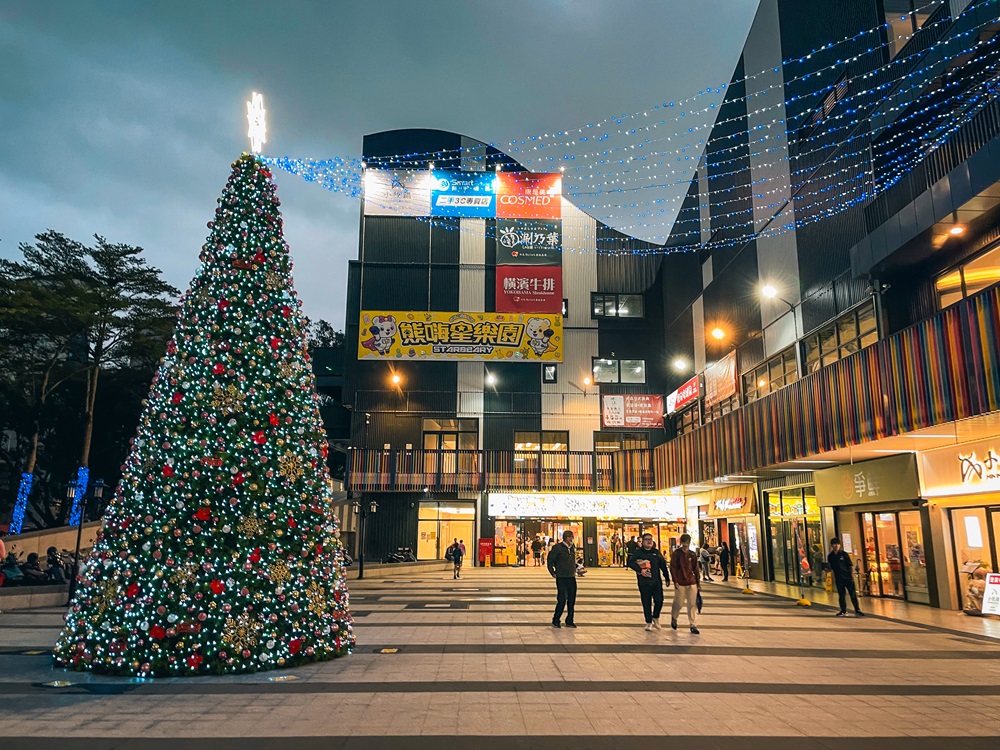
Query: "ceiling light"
949 225 965 236
711 327 726 340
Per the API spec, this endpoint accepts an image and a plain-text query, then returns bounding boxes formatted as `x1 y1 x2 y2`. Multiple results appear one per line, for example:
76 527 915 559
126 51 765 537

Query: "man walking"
828 538 864 617
627 532 670 631
669 533 701 635
624 536 639 568
447 539 464 579
547 530 578 628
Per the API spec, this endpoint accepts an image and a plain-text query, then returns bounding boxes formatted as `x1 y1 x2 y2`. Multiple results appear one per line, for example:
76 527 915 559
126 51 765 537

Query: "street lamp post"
68 478 104 605
355 498 378 580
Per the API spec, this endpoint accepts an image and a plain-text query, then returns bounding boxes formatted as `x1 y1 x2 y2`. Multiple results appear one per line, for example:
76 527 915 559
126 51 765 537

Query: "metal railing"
348 448 655 493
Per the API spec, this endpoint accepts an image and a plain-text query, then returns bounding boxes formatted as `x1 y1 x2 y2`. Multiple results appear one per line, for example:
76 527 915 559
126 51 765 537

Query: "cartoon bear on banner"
525 317 555 357
361 315 398 355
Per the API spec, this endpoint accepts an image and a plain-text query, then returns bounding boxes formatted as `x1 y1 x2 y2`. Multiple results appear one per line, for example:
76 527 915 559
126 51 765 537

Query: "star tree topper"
247 91 267 154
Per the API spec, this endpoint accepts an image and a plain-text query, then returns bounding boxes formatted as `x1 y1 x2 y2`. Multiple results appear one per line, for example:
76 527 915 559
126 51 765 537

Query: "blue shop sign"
430 171 497 217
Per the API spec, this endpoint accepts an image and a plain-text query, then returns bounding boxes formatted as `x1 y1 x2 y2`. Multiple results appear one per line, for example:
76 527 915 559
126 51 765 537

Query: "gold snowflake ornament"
169 562 200 588
237 515 264 537
305 581 327 616
221 611 260 652
269 560 292 585
278 451 304 482
211 384 246 415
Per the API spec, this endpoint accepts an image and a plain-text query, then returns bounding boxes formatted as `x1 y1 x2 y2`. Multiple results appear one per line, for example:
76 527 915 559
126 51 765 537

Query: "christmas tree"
54 153 354 677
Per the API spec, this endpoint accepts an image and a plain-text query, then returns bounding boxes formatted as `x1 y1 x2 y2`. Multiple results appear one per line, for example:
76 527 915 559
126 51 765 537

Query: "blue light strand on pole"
68 465 89 527
10 472 33 535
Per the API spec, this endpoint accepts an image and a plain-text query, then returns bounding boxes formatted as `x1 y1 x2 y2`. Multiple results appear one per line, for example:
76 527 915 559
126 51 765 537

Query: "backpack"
445 546 454 562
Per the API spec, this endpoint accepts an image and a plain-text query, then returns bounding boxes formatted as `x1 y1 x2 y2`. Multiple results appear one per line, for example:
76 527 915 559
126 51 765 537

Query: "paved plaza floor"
2 565 1000 748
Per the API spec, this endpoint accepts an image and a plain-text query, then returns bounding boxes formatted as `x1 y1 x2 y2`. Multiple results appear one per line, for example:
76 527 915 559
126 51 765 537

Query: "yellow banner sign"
358 311 563 362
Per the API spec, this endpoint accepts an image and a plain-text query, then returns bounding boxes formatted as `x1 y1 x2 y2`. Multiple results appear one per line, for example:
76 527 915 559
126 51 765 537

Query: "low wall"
0 583 70 611
2 521 102 560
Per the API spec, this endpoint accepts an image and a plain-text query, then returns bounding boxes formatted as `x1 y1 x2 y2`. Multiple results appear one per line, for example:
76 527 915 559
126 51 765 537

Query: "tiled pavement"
2 565 1000 749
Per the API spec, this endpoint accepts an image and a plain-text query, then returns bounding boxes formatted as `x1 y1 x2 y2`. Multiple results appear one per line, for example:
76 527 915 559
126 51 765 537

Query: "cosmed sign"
495 173 562 220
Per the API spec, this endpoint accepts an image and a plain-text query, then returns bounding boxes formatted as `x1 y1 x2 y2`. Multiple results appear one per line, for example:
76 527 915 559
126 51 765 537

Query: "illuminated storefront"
485 492 685 567
921 436 1000 611
815 454 930 604
686 485 762 580
764 486 823 587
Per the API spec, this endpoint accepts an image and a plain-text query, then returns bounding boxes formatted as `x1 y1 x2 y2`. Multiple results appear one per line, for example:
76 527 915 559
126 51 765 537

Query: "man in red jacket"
669 533 701 635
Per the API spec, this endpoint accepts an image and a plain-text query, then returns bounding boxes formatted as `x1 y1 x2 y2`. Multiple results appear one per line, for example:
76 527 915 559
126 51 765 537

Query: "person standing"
699 543 714 582
624 536 639 568
447 539 464 579
669 533 701 634
531 536 543 566
627 532 670 631
718 542 731 582
547 530 578 628
828 538 864 617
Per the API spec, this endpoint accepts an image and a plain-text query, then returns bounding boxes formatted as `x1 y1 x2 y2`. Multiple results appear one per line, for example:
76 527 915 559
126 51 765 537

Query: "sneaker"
566 622 577 628
645 623 653 632
690 627 700 635
855 611 865 617
835 612 847 617
652 619 662 630
552 622 561 628
670 618 678 630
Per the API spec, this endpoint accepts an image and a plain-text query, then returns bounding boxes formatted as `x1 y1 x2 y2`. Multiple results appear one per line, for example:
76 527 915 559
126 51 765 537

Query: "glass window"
899 510 929 604
618 294 644 318
745 348 797 404
935 271 964 309
963 246 1000 298
781 489 805 516
620 359 646 384
418 501 475 561
515 431 569 452
800 301 878 374
953 508 993 573
591 293 645 319
592 358 620 384
884 1 943 60
594 432 649 452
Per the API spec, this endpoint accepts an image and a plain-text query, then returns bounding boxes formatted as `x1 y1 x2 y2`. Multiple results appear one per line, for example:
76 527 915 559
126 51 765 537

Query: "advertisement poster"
983 573 1000 616
430 171 496 217
601 394 665 429
363 170 431 216
704 350 738 407
495 172 562 219
748 524 760 564
666 376 700 415
496 220 562 265
495 266 563 314
358 310 563 362
488 492 684 520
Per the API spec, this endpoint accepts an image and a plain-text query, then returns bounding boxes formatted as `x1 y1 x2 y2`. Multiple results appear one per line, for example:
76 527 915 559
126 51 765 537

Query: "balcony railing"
348 448 655 493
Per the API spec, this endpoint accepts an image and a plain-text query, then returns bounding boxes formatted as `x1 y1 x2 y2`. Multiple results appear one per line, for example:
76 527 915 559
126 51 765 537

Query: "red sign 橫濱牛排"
495 266 562 314
495 173 562 220
666 376 700 414
601 395 665 429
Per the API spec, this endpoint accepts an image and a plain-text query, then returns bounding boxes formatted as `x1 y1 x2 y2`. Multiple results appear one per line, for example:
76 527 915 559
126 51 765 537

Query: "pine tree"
54 153 354 676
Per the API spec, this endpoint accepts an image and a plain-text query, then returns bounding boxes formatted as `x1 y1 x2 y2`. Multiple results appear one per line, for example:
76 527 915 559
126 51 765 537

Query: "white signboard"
487 492 684 520
363 169 432 216
983 573 1000 616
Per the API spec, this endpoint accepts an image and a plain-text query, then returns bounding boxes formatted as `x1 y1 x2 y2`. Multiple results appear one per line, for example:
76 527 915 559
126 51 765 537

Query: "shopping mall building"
322 0 1000 611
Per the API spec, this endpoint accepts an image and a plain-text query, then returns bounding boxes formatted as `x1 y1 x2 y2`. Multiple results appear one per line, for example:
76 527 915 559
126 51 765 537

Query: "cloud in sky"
0 0 760 329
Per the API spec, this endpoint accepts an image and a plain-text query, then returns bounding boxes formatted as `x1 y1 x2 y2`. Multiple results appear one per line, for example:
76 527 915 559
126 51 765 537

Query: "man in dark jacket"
624 536 639 568
627 533 670 630
669 533 701 634
828 538 864 617
547 530 578 628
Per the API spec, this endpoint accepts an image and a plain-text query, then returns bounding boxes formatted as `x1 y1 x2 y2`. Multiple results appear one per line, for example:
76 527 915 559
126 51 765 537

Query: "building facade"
334 0 1000 611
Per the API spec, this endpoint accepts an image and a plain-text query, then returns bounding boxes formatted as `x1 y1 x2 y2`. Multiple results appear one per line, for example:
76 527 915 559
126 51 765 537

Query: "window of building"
743 347 798 403
674 404 699 436
703 393 739 424
542 364 558 384
592 358 620 384
936 243 1000 309
591 293 644 318
594 432 650 452
514 430 569 471
592 357 646 384
884 1 944 60
620 359 646 384
422 418 478 474
801 300 878 374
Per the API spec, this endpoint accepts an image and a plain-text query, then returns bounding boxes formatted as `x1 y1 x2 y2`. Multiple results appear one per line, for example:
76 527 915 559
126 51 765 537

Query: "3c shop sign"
429 171 496 217
495 173 562 220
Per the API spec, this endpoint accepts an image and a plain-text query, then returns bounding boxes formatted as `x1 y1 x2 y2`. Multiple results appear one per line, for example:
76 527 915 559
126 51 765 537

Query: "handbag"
696 591 703 613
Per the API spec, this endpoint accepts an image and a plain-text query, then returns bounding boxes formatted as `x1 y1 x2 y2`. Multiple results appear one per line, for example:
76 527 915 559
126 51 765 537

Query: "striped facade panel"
653 285 1000 487
561 203 599 330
